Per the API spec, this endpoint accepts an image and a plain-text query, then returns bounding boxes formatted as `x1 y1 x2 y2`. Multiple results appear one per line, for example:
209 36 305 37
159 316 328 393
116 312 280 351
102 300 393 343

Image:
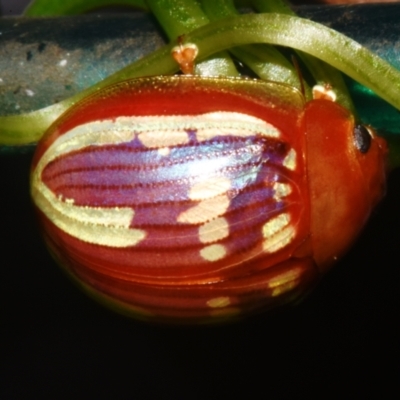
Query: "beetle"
30 75 387 322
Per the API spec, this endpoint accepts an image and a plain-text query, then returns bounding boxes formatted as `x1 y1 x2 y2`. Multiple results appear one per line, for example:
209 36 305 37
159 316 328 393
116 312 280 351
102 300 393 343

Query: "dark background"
1 0 399 398
2 154 398 399
0 0 27 15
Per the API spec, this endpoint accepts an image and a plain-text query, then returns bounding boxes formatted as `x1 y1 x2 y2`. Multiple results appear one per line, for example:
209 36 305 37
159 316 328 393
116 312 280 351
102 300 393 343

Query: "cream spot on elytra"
262 213 295 253
177 195 230 224
283 148 296 171
189 176 231 201
262 213 290 238
198 217 229 243
263 226 295 253
273 182 292 201
200 244 227 262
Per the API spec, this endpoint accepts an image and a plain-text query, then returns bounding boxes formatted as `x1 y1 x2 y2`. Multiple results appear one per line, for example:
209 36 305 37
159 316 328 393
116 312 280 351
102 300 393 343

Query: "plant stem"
146 0 238 76
201 0 306 93
251 0 355 113
24 0 147 15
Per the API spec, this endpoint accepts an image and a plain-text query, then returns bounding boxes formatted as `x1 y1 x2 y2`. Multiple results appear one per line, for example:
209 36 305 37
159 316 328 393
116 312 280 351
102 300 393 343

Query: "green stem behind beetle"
2 13 400 166
251 0 293 14
23 0 354 111
23 0 147 15
251 0 355 113
186 13 400 110
145 0 239 76
201 0 306 93
146 0 209 39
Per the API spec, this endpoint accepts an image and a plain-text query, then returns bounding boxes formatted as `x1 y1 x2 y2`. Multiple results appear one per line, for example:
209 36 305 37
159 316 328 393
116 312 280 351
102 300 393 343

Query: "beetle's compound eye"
354 124 372 154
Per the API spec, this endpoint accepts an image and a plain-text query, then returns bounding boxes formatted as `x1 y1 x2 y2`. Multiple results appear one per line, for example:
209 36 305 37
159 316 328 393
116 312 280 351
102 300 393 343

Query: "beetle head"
305 99 387 272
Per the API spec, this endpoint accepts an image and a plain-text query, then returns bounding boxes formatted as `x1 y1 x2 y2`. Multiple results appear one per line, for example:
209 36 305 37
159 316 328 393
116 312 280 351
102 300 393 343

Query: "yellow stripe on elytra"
36 112 281 174
31 112 282 248
138 130 189 148
31 119 147 248
39 185 133 227
31 183 146 247
132 112 280 143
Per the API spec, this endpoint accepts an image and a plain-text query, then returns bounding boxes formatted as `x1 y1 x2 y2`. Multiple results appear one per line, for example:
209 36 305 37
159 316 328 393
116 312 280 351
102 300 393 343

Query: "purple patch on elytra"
42 132 293 218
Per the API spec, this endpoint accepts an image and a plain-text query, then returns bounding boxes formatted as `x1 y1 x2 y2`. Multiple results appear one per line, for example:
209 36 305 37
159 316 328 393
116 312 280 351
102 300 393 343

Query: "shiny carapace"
31 76 387 322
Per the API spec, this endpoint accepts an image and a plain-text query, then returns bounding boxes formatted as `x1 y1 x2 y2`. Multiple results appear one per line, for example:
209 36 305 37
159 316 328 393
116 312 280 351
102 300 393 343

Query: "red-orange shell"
30 76 387 322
